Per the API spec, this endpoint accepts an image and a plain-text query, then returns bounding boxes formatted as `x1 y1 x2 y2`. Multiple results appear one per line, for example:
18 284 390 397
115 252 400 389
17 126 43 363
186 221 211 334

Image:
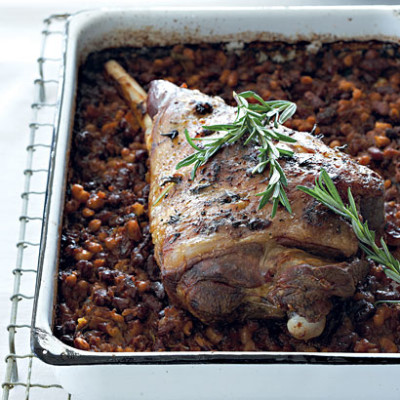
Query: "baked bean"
373 306 389 328
130 203 145 217
126 219 141 241
87 194 105 210
85 241 103 253
183 321 193 336
65 274 77 287
380 337 398 353
383 148 400 158
74 249 93 261
343 54 353 67
375 122 392 130
219 69 230 84
339 80 355 91
183 48 195 61
89 219 102 232
205 327 224 345
384 179 392 189
77 317 88 330
65 199 80 213
93 259 105 268
74 337 90 351
329 140 341 148
106 325 120 337
136 280 150 293
82 207 95 217
390 108 400 119
374 135 391 147
352 88 362 100
227 70 238 88
104 237 118 250
300 76 313 85
71 184 90 202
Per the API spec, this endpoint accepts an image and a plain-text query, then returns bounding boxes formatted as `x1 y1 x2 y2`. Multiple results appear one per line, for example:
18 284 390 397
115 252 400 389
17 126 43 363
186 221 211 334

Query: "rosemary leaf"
176 91 297 215
153 183 174 206
298 168 400 284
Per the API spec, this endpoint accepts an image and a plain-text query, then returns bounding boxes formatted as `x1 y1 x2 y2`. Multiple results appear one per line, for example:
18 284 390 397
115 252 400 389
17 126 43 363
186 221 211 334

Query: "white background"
1 0 400 398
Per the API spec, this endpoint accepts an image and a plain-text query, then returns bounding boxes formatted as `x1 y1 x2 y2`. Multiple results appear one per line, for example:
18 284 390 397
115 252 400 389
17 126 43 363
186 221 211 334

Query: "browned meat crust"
147 80 384 334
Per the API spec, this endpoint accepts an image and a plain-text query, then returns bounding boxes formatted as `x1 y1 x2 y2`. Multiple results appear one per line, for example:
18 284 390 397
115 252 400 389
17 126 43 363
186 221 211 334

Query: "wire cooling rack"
2 14 71 400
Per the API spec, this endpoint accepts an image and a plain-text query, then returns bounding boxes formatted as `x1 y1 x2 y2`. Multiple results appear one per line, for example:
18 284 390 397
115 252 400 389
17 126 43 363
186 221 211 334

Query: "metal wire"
1 14 71 400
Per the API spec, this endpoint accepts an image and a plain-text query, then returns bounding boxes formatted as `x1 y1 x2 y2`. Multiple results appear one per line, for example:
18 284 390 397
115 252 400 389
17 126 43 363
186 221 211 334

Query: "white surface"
1 1 400 399
57 364 400 400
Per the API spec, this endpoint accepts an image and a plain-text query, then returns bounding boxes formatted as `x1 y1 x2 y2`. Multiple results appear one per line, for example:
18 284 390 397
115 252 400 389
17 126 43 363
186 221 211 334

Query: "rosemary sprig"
297 169 400 284
176 91 297 217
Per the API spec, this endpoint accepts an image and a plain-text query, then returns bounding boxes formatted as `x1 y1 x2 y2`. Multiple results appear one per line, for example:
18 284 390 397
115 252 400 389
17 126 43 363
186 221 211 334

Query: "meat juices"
147 80 384 340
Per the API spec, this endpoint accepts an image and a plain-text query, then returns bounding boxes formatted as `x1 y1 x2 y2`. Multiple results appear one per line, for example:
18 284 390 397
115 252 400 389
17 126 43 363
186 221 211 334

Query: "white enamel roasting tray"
32 6 400 400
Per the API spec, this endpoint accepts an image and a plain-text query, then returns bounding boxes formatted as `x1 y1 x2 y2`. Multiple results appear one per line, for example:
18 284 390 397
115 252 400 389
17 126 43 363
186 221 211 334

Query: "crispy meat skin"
147 80 384 327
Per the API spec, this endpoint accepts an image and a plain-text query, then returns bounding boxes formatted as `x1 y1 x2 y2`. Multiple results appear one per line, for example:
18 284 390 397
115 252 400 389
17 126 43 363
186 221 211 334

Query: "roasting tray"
31 6 400 400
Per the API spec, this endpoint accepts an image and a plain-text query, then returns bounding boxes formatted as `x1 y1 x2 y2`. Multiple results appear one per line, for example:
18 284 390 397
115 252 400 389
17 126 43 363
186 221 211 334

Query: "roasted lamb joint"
147 80 384 340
